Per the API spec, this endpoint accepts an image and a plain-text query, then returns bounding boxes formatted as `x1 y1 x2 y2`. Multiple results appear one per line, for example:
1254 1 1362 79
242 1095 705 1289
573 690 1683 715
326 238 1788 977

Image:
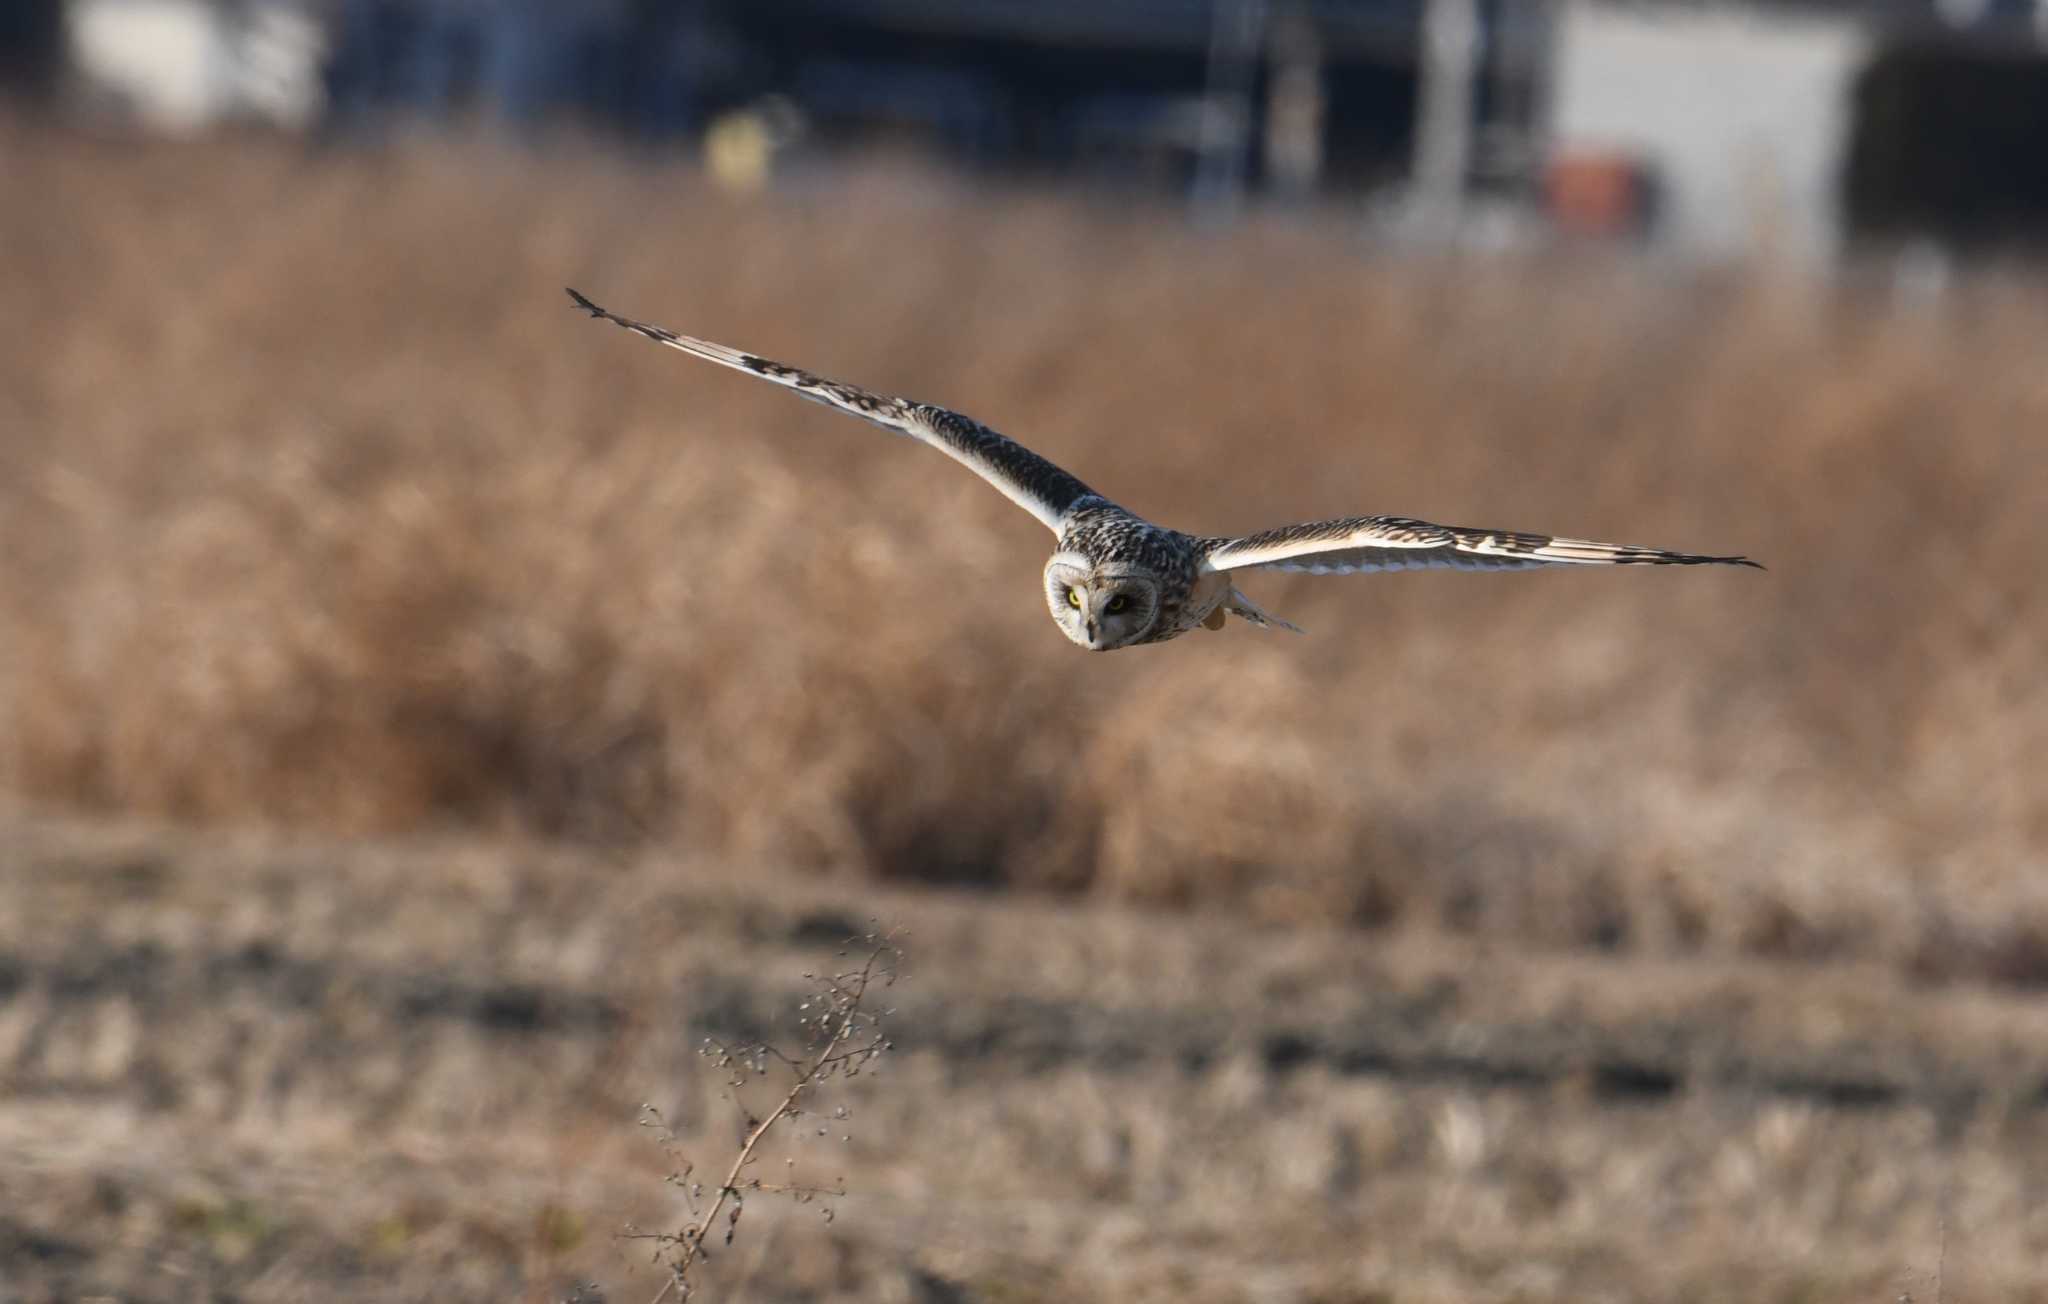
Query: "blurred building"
1549 0 2048 259
62 0 324 130
1546 2 1872 259
0 1 67 104
1843 33 2048 250
310 0 1535 203
39 0 2048 256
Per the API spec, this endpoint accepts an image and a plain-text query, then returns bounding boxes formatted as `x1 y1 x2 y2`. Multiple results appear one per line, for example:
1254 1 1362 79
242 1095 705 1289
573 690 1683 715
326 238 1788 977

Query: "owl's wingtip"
565 287 604 317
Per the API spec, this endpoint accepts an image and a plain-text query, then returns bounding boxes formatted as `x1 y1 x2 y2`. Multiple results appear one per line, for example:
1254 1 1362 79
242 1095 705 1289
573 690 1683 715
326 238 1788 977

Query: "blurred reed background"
2 130 2040 974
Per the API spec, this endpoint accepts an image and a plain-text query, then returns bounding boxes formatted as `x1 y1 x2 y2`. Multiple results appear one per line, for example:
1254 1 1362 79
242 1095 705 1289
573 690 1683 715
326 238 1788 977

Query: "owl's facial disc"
1044 556 1159 651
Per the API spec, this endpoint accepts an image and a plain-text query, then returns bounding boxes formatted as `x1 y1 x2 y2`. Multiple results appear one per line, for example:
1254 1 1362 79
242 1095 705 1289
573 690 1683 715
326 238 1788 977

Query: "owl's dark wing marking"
567 289 1097 533
1200 515 1761 575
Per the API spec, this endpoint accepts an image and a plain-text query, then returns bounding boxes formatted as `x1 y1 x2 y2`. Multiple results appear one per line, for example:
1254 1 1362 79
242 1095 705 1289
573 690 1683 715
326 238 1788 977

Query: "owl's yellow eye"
1105 595 1128 614
1067 587 1083 609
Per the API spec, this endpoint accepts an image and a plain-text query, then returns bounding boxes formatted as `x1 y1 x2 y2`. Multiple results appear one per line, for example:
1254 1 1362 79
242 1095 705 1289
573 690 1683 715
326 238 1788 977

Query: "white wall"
70 0 325 133
1550 2 1873 259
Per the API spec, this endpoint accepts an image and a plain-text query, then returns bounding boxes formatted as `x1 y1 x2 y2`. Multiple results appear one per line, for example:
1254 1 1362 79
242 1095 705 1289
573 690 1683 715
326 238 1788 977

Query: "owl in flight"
568 289 1758 652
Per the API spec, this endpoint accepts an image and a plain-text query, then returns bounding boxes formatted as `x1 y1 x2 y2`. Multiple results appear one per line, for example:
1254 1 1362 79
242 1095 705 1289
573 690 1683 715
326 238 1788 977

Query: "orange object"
1546 151 1658 237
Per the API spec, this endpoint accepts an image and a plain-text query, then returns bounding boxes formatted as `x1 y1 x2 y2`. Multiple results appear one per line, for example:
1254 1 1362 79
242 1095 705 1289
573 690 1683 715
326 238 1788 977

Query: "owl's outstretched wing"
1200 515 1761 575
567 289 1096 533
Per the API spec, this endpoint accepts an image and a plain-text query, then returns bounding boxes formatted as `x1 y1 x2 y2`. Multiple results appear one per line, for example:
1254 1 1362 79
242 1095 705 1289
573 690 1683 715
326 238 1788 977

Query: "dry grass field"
1 124 2045 1301
6 821 2048 1302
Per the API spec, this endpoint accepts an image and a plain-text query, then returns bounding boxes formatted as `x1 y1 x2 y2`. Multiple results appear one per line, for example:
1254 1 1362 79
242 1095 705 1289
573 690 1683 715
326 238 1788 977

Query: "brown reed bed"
2 126 2042 981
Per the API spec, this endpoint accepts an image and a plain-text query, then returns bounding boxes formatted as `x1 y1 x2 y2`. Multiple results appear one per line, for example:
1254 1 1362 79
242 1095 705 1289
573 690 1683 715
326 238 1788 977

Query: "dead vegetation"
4 821 2048 1302
633 932 899 1301
1 127 2042 986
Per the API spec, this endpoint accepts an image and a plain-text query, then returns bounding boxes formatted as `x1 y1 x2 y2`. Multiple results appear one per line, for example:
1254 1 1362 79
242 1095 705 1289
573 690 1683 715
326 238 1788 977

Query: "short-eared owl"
568 289 1758 652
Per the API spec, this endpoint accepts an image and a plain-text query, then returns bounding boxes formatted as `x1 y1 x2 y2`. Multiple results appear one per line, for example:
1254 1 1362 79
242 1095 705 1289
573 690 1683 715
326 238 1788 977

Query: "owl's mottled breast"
1059 503 1204 644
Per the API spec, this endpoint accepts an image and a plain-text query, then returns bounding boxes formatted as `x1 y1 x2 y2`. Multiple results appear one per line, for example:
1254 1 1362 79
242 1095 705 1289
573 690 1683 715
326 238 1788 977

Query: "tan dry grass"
5 820 2048 1302
2 127 2043 977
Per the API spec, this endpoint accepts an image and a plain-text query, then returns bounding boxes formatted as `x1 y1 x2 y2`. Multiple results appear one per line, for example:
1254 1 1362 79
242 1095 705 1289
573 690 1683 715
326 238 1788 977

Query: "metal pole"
1412 0 1481 232
1194 0 1267 219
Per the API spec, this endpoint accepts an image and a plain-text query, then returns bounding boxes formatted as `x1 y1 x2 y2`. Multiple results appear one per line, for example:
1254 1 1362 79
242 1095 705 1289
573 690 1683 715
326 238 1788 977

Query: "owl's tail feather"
1225 588 1305 634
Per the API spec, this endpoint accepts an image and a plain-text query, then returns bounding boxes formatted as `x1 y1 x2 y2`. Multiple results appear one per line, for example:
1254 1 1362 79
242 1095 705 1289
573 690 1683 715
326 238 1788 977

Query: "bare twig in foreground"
631 932 900 1303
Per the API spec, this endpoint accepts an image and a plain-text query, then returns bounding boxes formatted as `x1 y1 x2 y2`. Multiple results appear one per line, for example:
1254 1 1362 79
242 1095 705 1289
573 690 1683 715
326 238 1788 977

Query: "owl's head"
1044 554 1162 651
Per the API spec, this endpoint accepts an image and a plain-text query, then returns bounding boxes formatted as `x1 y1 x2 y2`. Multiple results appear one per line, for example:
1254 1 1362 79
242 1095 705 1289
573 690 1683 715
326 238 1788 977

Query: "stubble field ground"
1 125 2044 1300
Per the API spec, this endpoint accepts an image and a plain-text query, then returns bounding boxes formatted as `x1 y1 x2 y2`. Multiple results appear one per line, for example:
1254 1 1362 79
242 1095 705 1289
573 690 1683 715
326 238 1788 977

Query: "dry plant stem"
650 946 891 1304
646 1075 818 1304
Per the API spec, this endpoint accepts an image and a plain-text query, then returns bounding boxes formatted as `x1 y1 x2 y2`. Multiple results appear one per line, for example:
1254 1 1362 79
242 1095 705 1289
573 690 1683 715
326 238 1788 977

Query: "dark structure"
0 0 65 104
1844 36 2048 250
703 0 1440 191
319 0 1550 200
